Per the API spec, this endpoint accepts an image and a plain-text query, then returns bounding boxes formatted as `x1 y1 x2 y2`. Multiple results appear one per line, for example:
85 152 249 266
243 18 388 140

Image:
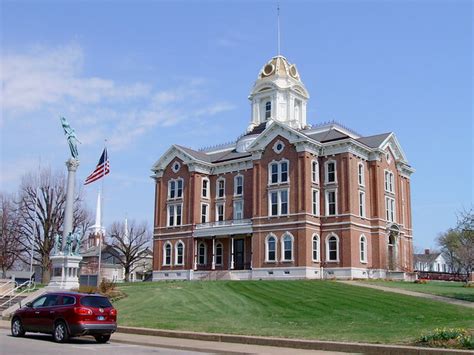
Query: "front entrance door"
234 239 245 270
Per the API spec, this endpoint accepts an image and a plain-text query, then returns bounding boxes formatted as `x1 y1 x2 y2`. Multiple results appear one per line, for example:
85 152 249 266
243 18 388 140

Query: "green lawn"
362 280 474 302
114 280 474 344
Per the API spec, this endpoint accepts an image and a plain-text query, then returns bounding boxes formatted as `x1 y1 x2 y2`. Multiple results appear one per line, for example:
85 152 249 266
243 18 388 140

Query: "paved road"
0 329 209 355
0 328 351 354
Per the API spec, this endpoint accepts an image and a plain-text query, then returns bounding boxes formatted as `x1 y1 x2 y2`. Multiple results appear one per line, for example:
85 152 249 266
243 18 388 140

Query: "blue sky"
1 0 472 250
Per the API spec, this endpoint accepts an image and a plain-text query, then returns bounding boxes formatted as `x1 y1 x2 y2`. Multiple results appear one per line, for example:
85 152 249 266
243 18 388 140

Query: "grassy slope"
363 280 474 302
114 280 474 344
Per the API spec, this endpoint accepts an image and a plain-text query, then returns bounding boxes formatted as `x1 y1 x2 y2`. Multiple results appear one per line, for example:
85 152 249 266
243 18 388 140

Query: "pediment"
151 145 208 173
380 134 408 163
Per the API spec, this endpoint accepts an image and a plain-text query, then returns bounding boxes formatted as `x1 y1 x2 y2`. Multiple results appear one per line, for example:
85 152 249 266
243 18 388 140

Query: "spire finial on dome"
277 2 281 56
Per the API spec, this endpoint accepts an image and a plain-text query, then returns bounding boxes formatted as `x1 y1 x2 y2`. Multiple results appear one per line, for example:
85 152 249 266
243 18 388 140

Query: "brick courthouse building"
151 55 415 280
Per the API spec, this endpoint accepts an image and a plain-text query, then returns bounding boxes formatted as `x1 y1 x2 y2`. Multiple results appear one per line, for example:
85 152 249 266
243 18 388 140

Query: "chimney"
424 249 430 255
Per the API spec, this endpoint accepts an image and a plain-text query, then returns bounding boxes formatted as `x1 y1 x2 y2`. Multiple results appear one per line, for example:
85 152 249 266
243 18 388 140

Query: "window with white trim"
311 160 319 184
234 175 243 196
216 242 223 265
281 233 293 261
269 189 288 216
358 163 365 186
312 189 319 215
265 100 272 119
198 242 207 265
201 203 209 224
384 171 395 193
312 234 320 262
385 197 396 222
360 235 367 263
233 200 243 220
217 178 225 198
175 241 184 265
163 242 172 265
202 178 209 198
168 178 183 199
269 160 289 184
325 190 337 216
266 234 277 262
326 234 339 262
325 161 336 184
216 202 225 222
359 190 366 218
167 204 182 226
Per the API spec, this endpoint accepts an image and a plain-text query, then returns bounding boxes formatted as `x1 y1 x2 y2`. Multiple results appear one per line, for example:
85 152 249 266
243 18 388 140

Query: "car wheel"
53 321 69 343
94 334 111 343
11 318 25 337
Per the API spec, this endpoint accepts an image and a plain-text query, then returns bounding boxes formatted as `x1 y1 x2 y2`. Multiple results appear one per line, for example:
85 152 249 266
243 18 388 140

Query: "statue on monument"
73 232 82 255
65 232 73 255
60 117 81 159
53 233 62 255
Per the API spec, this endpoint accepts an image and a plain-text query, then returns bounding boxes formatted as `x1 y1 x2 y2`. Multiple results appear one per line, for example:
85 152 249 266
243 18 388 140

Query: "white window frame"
385 197 396 222
175 240 184 266
168 178 184 200
234 174 243 196
360 235 367 263
358 162 365 186
215 242 223 266
198 241 207 265
281 232 294 262
233 200 243 220
265 234 277 262
163 242 172 266
268 159 289 185
359 190 366 218
268 189 289 216
264 100 272 119
325 189 337 216
167 203 182 227
311 160 319 184
201 177 210 199
312 234 320 262
326 233 340 262
201 203 209 224
312 189 319 215
216 178 225 199
324 160 337 184
216 202 225 222
384 170 395 193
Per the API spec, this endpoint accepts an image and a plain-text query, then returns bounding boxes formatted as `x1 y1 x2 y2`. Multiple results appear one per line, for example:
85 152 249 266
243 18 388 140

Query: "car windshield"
80 296 112 308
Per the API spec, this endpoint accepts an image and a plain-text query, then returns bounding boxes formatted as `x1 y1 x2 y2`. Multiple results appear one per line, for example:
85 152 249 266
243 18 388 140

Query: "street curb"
117 325 473 354
1 321 471 354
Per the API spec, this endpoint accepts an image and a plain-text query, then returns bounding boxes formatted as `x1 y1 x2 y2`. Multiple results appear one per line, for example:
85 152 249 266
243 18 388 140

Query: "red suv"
11 292 117 343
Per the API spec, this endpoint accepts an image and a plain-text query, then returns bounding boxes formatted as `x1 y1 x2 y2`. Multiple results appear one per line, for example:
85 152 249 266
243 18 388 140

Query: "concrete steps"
0 295 29 312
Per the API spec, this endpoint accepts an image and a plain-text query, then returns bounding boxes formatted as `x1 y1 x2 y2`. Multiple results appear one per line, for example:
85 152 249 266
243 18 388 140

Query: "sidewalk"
339 281 474 309
1 320 471 354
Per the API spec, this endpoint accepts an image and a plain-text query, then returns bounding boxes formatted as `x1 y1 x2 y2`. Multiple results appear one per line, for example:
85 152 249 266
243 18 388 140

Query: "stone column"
211 237 216 270
193 239 197 270
230 236 235 270
62 158 79 247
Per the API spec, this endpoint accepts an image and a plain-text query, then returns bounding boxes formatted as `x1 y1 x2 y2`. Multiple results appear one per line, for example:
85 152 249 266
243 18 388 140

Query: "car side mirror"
25 302 32 308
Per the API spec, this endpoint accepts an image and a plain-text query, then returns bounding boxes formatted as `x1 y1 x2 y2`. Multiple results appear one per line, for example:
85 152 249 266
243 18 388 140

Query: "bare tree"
107 220 151 282
437 207 474 282
0 193 23 278
16 168 92 283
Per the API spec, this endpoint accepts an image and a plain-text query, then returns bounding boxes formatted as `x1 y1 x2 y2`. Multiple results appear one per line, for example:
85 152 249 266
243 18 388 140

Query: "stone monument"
48 117 83 290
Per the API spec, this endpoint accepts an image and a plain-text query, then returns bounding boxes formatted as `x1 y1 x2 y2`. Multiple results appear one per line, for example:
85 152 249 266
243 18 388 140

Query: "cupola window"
265 101 272 119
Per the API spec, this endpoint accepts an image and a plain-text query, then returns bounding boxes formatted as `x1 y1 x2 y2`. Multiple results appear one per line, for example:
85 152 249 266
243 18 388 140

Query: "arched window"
281 233 294 261
311 160 319 183
265 101 272 119
266 234 277 262
312 234 320 262
198 242 207 265
234 175 243 196
326 234 339 262
360 235 367 263
325 160 337 184
358 163 365 186
216 242 223 265
163 242 172 266
202 177 210 198
216 178 225 198
175 241 184 265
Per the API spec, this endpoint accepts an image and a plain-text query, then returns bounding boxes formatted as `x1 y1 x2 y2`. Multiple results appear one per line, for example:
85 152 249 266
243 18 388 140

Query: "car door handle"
49 311 55 314
35 311 40 314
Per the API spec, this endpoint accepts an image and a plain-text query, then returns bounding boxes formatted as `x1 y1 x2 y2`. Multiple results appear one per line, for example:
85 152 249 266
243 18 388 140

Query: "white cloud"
1 44 236 151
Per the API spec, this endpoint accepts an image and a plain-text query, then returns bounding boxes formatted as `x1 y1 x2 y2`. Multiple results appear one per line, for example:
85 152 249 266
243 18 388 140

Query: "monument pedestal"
48 254 82 290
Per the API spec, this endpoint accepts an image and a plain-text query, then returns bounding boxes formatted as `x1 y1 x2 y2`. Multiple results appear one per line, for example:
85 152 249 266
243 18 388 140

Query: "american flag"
84 148 110 185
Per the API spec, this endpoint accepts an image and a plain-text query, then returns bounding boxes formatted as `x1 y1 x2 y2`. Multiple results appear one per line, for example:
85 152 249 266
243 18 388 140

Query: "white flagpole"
97 140 107 287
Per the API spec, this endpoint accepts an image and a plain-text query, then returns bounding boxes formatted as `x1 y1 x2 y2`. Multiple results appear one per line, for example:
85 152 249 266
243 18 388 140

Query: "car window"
32 296 47 308
80 296 112 308
44 295 59 307
62 296 75 305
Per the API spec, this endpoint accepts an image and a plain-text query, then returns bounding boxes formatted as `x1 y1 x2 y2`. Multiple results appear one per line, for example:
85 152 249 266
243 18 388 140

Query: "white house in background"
413 249 450 272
